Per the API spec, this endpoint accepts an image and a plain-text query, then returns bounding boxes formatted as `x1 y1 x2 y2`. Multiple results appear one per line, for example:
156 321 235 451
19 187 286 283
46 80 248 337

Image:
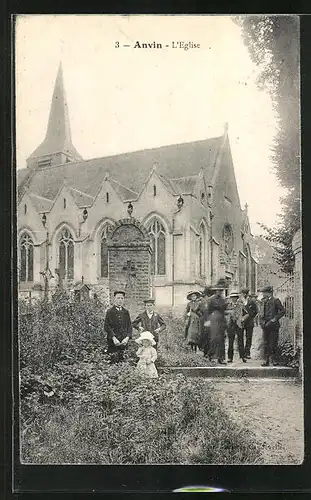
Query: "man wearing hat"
240 287 259 359
132 298 166 346
226 290 246 363
259 285 285 366
104 290 132 363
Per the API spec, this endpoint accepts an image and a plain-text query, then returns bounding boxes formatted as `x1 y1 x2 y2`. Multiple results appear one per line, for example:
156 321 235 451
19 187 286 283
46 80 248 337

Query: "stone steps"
160 365 297 379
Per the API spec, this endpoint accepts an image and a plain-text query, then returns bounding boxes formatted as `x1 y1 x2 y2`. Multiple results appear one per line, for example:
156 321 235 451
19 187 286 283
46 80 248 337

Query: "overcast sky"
15 15 296 235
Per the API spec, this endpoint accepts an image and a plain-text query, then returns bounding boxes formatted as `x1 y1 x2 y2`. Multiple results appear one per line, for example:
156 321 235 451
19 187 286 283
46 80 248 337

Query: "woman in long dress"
205 279 228 364
184 291 202 352
199 286 214 356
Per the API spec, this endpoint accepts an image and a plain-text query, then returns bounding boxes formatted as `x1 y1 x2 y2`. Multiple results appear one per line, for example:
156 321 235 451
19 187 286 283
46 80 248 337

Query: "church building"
17 64 257 308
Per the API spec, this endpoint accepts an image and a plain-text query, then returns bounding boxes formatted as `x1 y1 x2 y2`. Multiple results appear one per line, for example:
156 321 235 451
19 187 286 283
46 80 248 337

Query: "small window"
153 185 157 197
106 192 109 203
201 192 205 201
24 204 27 214
63 198 67 209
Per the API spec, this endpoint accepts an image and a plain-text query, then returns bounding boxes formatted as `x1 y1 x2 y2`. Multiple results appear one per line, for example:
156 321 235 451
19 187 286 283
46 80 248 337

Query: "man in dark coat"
104 290 132 363
240 287 259 359
132 298 166 346
259 285 285 366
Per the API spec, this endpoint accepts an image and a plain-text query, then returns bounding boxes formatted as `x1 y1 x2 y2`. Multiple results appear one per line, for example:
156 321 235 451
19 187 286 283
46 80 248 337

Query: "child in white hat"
135 331 158 379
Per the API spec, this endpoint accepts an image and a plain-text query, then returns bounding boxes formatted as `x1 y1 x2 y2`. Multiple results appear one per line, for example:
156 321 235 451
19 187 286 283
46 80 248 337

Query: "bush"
276 339 300 369
156 314 214 367
19 295 107 373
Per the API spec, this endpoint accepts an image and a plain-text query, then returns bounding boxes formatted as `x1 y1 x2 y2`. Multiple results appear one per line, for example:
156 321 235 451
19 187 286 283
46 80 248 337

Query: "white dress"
136 346 158 378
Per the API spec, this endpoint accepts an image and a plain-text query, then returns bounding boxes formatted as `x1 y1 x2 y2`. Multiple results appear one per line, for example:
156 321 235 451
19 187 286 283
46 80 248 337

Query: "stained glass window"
58 228 74 280
100 224 112 278
20 233 34 282
199 223 207 278
148 219 166 275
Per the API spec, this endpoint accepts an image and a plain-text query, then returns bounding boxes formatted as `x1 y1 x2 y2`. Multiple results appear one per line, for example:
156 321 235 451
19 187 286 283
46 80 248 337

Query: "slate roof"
28 193 54 213
68 187 95 208
170 175 200 195
17 135 224 202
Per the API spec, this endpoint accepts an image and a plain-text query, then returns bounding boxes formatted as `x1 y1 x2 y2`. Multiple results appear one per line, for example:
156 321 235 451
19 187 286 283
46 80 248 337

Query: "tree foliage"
235 16 301 274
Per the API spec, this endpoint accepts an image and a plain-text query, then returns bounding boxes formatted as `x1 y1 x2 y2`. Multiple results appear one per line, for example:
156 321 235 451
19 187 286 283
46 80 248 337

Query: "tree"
235 16 301 274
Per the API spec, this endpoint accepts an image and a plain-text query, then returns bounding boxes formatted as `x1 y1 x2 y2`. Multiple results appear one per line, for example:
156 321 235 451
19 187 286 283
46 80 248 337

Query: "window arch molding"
143 213 169 276
198 219 209 279
97 220 114 279
18 230 35 282
56 226 75 281
142 212 172 234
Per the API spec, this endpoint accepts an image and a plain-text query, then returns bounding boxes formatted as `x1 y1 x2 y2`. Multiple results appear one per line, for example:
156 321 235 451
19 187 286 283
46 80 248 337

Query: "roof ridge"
109 177 138 194
22 135 224 173
68 186 95 199
29 193 54 202
170 174 199 180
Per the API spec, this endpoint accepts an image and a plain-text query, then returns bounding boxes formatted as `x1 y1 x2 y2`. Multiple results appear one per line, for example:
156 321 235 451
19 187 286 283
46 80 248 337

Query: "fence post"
292 229 302 375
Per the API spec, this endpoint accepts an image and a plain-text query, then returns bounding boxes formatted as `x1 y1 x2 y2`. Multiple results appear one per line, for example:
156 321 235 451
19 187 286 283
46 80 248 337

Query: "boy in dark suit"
104 290 132 363
259 285 285 366
132 298 166 346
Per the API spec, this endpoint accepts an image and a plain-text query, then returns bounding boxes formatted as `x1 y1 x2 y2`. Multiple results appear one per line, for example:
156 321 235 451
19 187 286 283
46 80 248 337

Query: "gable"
18 192 46 243
213 137 241 211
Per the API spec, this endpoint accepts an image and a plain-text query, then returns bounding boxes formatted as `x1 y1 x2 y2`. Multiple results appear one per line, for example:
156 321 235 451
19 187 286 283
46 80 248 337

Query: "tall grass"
19 297 263 464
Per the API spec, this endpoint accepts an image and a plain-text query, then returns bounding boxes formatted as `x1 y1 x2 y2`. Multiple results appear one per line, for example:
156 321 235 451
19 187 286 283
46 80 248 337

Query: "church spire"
27 63 83 168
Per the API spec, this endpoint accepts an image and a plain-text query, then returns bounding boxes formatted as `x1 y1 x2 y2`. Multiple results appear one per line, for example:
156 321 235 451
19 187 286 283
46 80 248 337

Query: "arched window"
244 243 251 289
147 218 166 275
58 228 74 280
100 224 112 278
20 233 34 282
199 223 207 278
153 185 157 197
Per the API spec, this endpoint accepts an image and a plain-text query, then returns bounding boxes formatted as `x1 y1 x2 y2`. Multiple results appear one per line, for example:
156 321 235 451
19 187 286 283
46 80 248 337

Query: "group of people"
104 290 167 377
184 278 285 366
103 277 286 378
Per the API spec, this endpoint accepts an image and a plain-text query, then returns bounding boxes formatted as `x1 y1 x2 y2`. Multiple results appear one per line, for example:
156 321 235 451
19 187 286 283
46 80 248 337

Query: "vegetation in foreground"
19 297 263 464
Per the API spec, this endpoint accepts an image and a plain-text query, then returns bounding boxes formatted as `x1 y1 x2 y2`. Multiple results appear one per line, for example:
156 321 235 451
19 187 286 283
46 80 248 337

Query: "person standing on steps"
199 286 214 357
240 287 259 359
259 285 285 367
132 298 166 348
104 290 132 364
205 278 228 364
226 290 247 363
184 291 202 352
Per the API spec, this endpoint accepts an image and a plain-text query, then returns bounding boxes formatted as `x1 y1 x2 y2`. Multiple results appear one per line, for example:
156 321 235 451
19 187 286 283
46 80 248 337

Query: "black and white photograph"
16 14 302 465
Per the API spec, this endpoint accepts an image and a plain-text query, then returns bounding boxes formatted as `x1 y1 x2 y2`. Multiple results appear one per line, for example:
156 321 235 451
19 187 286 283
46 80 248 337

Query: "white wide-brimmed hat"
229 290 240 297
135 331 156 346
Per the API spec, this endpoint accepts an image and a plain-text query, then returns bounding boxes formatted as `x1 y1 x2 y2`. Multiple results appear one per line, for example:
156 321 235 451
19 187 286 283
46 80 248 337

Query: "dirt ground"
208 378 304 464
204 326 304 465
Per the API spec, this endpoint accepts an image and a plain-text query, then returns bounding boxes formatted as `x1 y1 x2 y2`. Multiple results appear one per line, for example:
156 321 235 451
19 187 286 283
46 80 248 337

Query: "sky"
15 15 296 235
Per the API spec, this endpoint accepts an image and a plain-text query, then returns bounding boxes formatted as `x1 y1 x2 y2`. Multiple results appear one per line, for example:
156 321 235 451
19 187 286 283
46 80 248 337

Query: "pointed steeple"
27 63 83 168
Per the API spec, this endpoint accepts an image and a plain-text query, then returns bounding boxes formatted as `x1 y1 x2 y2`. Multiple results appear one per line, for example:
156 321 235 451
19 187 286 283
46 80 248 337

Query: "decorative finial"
244 202 248 213
127 202 133 217
42 213 47 227
152 161 158 172
81 276 84 285
104 171 110 181
177 196 184 210
224 122 228 134
82 208 88 221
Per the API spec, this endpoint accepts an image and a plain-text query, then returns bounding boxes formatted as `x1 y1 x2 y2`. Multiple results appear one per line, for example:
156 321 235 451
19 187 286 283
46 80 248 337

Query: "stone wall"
107 218 152 313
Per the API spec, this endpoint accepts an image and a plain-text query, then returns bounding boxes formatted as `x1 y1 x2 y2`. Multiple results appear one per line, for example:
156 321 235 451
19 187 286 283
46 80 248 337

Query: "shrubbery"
19 296 263 464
